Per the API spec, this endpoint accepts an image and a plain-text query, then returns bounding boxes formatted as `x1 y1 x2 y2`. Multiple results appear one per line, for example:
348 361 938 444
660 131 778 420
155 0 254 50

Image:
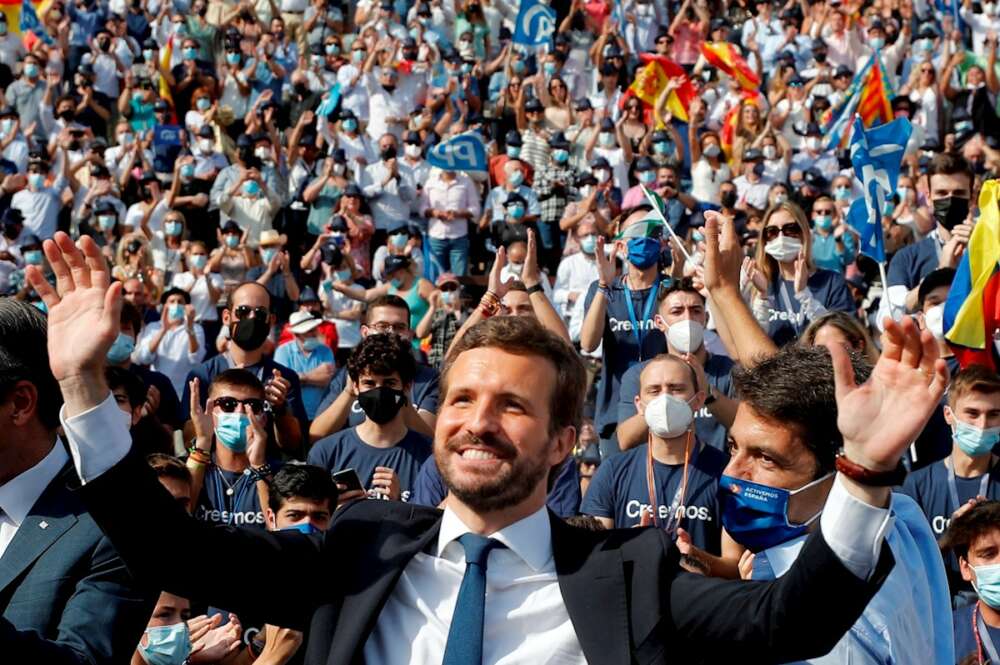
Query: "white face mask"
667 319 705 354
762 145 777 160
198 138 213 153
764 235 802 263
644 393 695 439
254 146 270 161
806 137 822 152
332 163 345 176
924 304 945 340
595 169 610 184
404 144 422 158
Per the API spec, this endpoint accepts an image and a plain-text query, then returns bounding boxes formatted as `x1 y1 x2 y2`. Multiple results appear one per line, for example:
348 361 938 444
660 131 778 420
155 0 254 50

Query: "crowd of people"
4 0 1000 661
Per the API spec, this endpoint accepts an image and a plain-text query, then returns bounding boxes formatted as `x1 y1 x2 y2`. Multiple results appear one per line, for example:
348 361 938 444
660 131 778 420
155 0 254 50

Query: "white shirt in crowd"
171 271 224 322
553 252 600 318
133 321 206 394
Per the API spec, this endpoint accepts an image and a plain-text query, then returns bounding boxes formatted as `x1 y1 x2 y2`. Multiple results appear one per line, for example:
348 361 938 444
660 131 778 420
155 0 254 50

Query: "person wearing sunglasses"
181 282 309 456
745 201 855 347
809 195 857 274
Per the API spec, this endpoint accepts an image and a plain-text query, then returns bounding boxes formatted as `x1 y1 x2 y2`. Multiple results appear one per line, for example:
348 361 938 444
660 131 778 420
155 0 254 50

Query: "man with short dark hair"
308 334 431 503
0 299 155 662
147 453 194 513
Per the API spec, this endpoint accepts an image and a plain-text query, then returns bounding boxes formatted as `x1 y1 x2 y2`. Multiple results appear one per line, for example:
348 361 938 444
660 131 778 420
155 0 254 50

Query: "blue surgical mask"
973 563 1000 609
626 236 660 269
243 180 261 196
98 215 117 231
342 118 357 132
441 290 457 305
353 49 366 63
507 171 524 187
23 249 43 265
23 63 38 78
834 187 851 201
226 52 241 65
390 277 404 289
653 141 670 155
870 37 884 50
599 131 614 147
190 254 207 269
28 173 45 189
507 203 525 219
325 43 340 55
543 61 557 75
814 215 833 231
389 233 408 248
282 522 321 535
196 97 211 111
138 622 191 665
953 418 1000 457
512 59 526 74
180 163 195 180
719 473 831 552
580 234 597 254
215 412 250 452
302 337 323 351
261 247 277 263
143 49 155 62
183 46 198 60
106 332 135 364
638 170 655 184
165 220 183 236
552 149 569 163
168 303 185 320
506 145 521 159
225 234 240 248
335 268 352 281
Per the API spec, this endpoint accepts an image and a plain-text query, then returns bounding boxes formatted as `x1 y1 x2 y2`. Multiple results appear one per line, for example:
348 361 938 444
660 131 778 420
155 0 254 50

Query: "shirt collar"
436 504 553 573
0 442 68 527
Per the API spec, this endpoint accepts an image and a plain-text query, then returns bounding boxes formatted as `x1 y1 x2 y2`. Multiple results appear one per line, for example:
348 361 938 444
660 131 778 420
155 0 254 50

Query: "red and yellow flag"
623 53 696 123
720 91 763 158
700 41 760 92
857 54 893 127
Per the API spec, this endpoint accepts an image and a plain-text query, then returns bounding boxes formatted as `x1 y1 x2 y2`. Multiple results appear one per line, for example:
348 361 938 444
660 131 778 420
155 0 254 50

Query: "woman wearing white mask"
585 116 632 192
172 241 224 354
132 592 243 665
900 60 941 147
748 202 855 345
689 127 730 205
753 132 791 184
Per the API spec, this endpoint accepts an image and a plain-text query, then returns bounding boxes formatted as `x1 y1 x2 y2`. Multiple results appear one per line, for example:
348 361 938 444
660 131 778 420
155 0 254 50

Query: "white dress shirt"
133 321 206 394
553 252 599 317
0 442 68 558
62 395 893 662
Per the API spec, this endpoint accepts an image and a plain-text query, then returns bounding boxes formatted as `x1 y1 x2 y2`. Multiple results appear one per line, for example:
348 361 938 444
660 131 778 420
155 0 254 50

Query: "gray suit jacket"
0 459 156 663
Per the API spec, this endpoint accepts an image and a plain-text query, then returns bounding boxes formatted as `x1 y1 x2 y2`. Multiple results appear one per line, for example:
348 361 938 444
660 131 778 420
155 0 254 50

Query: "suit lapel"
550 514 631 665
0 467 79 594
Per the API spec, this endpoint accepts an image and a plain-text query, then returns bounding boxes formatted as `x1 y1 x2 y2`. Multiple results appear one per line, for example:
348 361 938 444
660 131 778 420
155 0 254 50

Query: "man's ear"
550 426 577 467
653 314 667 331
689 389 706 413
943 405 955 428
265 508 277 531
960 555 975 584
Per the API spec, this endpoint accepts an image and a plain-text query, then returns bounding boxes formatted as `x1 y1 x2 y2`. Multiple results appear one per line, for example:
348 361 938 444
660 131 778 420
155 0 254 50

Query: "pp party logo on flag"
513 0 556 46
427 133 487 172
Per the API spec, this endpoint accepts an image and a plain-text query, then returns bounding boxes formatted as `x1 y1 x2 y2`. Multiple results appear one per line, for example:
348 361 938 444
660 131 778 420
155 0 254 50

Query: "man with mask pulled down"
180 282 307 454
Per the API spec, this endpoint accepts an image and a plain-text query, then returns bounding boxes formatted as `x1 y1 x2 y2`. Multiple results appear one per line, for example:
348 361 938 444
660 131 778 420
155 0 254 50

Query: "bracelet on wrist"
249 463 273 482
834 453 907 487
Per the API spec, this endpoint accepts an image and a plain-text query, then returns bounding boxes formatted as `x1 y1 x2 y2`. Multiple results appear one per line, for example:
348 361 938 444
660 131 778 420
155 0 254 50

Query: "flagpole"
877 260 897 320
640 184 694 263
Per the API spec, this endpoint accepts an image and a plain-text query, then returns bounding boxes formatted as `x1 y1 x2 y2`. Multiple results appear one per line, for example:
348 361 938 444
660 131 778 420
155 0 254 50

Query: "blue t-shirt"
953 601 1000 665
583 276 668 437
887 234 941 290
194 465 272 529
410 455 582 518
580 442 726 553
152 124 184 174
617 354 735 454
314 364 440 428
762 268 855 346
307 427 432 502
273 340 335 420
901 457 1000 594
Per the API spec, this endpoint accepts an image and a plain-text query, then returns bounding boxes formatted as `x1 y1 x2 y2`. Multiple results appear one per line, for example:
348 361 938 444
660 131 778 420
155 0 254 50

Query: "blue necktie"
441 533 505 665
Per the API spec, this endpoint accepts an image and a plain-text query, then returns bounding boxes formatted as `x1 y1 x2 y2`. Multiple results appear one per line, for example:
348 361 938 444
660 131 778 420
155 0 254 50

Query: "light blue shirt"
752 492 955 665
273 339 334 419
811 231 857 273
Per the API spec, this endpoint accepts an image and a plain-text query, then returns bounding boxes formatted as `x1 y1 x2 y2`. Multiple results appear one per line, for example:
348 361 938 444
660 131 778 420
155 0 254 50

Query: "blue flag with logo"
316 82 342 118
846 115 911 263
513 0 556 46
20 0 52 45
427 133 487 172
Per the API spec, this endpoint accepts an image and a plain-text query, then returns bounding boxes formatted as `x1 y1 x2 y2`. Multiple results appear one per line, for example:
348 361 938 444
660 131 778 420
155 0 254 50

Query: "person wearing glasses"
184 368 276 529
809 195 857 274
744 201 854 346
180 282 309 455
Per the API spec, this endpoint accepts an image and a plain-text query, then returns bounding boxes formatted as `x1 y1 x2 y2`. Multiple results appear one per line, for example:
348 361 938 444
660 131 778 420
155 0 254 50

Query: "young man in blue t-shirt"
902 366 1000 596
581 354 726 554
308 333 432 503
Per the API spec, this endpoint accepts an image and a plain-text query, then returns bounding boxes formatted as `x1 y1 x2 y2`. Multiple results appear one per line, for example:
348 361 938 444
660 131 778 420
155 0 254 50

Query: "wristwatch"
526 283 544 295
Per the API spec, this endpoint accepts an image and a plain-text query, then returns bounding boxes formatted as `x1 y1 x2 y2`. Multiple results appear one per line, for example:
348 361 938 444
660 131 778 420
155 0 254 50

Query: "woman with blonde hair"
113 232 163 300
729 98 766 172
743 201 855 344
800 311 880 365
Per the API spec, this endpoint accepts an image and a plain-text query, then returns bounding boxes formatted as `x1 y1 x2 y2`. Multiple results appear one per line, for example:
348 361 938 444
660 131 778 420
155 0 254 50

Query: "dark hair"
0 299 61 429
733 346 871 476
106 366 146 409
209 368 265 397
443 317 586 434
660 277 705 304
267 463 338 512
347 333 416 385
928 152 974 191
949 365 1000 408
917 268 956 309
147 453 192 485
365 294 410 324
941 500 1000 560
120 300 143 336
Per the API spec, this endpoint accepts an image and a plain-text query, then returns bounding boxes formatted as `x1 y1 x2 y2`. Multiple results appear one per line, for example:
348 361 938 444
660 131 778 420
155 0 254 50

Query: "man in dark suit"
29 225 950 665
0 299 155 662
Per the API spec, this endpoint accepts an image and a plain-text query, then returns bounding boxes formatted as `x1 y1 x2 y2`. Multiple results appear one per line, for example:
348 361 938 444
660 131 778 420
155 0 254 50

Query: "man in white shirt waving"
28 222 949 665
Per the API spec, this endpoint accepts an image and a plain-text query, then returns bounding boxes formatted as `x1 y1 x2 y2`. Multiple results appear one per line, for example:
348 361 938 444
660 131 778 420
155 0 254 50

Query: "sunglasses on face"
762 223 803 242
233 305 269 320
813 208 835 215
212 396 265 414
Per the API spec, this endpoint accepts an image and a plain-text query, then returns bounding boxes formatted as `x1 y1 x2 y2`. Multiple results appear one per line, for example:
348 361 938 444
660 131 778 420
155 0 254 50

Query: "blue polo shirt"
617 354 735 453
410 455 582 518
887 234 941 290
954 602 1000 664
762 269 855 346
314 363 440 428
583 276 668 438
307 427 432 502
580 441 726 553
273 339 335 419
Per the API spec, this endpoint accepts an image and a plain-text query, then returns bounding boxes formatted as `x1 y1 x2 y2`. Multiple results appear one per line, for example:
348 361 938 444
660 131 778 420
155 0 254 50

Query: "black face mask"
196 4 207 15
230 315 270 351
383 83 396 93
98 38 111 52
142 185 154 201
356 386 406 424
57 109 74 121
934 196 970 231
2 223 19 239
814 51 827 63
294 82 310 97
381 147 397 161
720 190 737 208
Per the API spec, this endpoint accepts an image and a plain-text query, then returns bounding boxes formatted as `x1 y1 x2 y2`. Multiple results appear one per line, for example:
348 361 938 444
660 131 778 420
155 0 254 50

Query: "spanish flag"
720 91 763 159
622 53 695 123
700 41 760 92
943 180 1000 370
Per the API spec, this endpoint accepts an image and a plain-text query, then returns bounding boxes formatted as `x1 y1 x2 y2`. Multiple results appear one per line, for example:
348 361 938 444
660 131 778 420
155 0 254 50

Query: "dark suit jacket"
79 450 894 665
1 461 156 663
